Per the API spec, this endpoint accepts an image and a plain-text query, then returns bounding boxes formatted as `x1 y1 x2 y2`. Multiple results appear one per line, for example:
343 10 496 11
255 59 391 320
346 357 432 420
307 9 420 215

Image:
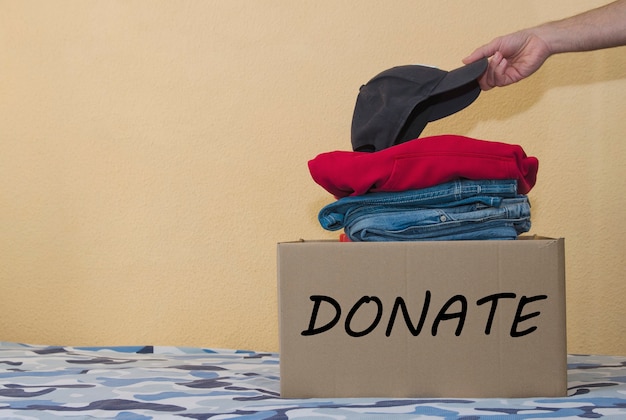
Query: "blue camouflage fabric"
1 341 625 419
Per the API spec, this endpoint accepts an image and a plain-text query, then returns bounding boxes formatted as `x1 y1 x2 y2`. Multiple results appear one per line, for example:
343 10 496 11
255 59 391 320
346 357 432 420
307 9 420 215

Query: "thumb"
463 40 501 64
463 49 486 64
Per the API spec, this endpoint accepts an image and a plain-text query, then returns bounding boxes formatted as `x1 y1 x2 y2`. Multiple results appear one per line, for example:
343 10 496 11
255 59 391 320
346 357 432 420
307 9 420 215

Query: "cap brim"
424 57 487 123
431 57 488 96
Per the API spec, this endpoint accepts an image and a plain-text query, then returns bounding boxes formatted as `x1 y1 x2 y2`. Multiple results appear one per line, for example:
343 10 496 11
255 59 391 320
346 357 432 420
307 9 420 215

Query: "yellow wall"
1 0 624 355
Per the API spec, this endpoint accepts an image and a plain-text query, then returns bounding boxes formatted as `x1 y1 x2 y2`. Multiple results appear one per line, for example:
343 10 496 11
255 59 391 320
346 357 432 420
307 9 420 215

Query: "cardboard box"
277 237 566 398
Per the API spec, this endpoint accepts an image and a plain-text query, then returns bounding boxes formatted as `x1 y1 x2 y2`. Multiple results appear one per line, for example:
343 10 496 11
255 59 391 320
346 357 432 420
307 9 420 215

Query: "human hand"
463 30 552 90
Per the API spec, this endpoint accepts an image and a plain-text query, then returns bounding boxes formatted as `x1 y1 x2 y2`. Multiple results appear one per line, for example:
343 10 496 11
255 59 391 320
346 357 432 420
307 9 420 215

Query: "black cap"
351 58 488 152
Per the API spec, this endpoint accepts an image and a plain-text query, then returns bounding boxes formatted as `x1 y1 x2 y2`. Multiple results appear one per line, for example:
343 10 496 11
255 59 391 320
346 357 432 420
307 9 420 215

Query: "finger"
463 47 489 64
478 75 493 91
492 57 510 87
480 52 503 90
462 50 484 64
478 67 495 91
463 39 500 64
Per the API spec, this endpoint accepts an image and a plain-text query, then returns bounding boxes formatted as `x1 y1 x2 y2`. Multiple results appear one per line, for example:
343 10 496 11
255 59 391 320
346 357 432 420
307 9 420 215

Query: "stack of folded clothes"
307 58 540 241
309 134 538 241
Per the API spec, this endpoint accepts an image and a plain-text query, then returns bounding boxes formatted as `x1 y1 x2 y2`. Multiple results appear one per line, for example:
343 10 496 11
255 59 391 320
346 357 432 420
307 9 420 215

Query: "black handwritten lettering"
345 296 383 337
301 295 341 336
385 292 431 337
431 295 467 336
300 292 548 338
511 295 548 337
476 293 517 335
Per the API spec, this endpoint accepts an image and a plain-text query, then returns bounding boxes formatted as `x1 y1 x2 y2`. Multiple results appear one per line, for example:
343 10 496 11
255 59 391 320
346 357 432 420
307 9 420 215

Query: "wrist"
530 23 567 55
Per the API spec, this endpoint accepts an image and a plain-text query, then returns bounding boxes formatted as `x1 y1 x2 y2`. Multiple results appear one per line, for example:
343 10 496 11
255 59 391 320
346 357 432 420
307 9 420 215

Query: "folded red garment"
308 135 538 197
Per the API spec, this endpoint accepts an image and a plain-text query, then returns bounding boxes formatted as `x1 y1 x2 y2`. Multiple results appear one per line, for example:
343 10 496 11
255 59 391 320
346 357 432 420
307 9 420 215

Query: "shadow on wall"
426 48 626 134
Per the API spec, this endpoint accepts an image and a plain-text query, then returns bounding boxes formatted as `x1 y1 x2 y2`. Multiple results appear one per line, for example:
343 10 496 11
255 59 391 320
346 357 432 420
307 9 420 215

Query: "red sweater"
308 135 538 197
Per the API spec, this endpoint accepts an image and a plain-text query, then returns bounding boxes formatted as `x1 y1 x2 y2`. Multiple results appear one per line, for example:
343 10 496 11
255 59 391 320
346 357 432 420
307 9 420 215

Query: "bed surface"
1 342 625 419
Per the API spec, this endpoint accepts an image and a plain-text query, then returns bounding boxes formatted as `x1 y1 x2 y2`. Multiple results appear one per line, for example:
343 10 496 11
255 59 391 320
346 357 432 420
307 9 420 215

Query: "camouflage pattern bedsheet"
1 341 625 419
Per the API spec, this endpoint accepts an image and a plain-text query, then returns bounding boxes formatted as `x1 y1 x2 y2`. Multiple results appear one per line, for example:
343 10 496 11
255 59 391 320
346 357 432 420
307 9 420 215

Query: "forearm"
534 0 626 54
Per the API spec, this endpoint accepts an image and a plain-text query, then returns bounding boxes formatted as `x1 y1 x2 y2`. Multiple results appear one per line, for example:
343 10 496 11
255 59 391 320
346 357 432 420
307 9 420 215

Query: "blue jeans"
317 179 531 241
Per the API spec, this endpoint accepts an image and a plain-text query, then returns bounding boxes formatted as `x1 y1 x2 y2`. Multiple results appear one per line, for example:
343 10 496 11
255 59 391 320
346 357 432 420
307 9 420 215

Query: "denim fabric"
319 179 519 231
344 196 531 241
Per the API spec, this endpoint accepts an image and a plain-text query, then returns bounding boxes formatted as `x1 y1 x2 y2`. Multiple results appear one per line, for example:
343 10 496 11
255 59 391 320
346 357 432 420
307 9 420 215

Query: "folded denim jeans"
344 196 531 241
319 179 519 231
